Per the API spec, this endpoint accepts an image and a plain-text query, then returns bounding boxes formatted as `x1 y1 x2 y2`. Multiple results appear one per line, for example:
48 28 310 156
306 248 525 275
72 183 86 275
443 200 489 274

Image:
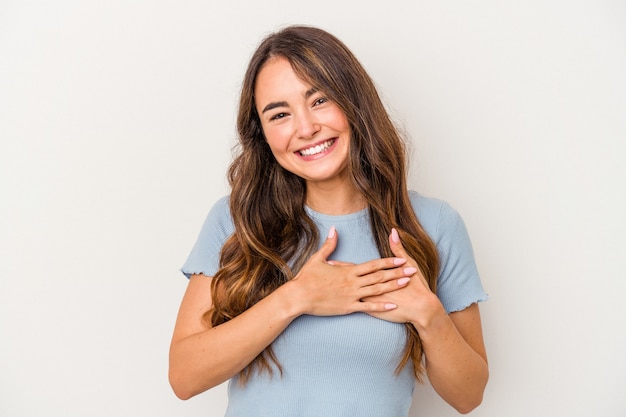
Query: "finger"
389 228 408 259
358 275 412 298
358 266 418 288
352 256 407 276
326 260 355 266
312 226 338 262
353 301 398 313
389 228 427 281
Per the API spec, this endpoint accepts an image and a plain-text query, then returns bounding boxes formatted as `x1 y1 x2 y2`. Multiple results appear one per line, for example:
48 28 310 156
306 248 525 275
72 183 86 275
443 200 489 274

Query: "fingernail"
403 267 418 275
397 277 411 286
391 228 400 243
327 226 336 239
384 303 397 310
393 257 407 266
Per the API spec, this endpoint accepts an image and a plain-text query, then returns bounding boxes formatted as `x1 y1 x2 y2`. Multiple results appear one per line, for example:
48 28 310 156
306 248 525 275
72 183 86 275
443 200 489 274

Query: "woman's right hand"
169 227 413 399
285 226 415 316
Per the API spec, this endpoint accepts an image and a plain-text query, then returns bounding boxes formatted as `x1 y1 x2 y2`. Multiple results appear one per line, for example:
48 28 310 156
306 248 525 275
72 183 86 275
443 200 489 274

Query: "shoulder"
204 195 234 230
408 191 488 312
408 190 461 242
180 195 234 278
209 195 231 215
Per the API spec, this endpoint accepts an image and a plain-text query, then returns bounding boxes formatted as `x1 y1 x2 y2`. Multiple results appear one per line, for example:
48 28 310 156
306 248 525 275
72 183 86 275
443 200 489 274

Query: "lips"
297 139 336 157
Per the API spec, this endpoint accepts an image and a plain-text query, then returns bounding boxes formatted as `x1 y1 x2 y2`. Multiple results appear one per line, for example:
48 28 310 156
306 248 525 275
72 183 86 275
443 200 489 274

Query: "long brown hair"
205 25 440 384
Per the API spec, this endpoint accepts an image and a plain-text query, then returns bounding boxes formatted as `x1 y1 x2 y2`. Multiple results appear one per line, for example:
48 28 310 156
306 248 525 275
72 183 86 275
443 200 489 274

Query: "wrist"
274 279 307 319
408 298 448 336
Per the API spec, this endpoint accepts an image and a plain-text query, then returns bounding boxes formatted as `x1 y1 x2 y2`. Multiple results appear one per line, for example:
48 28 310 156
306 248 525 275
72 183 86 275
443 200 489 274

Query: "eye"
313 97 328 106
269 112 287 121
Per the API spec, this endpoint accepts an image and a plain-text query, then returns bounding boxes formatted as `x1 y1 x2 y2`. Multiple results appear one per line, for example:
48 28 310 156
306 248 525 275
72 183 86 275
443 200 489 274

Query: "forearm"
169 283 300 400
419 313 489 414
169 233 413 400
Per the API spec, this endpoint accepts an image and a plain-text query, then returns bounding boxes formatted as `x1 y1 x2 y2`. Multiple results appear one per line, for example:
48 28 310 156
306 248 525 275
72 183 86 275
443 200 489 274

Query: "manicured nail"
397 277 411 286
327 226 336 239
403 267 417 275
384 303 397 310
391 228 400 243
393 257 407 266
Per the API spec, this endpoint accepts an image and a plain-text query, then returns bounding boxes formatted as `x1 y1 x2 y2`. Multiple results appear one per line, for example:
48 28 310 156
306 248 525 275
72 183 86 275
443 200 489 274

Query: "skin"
169 57 488 413
364 228 488 414
256 57 361 213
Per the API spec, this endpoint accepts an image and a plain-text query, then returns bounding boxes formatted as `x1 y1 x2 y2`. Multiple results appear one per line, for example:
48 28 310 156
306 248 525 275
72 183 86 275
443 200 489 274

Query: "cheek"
330 107 350 130
264 136 282 154
266 143 284 160
263 126 291 151
263 136 289 164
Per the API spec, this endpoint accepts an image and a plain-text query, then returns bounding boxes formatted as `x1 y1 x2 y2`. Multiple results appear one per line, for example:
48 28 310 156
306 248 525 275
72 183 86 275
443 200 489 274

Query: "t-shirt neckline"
304 205 369 223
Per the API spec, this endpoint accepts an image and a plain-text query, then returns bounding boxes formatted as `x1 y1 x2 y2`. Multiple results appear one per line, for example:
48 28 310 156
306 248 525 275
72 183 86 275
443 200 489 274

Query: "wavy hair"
205 25 440 384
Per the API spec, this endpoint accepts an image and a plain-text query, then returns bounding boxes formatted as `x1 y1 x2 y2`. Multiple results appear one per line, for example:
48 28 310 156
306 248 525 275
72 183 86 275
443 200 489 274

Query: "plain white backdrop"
1 1 625 416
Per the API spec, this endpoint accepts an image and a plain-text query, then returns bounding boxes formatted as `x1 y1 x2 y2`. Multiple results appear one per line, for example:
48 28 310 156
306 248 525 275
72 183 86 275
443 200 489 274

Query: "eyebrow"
260 88 319 114
261 101 287 114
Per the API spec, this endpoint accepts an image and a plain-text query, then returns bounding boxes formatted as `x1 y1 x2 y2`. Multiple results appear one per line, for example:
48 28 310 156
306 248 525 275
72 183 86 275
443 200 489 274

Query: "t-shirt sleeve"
180 196 234 279
433 202 488 313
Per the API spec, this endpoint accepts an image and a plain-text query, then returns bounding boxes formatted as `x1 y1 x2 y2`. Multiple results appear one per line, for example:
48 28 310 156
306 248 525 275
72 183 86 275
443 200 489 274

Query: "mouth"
297 139 337 157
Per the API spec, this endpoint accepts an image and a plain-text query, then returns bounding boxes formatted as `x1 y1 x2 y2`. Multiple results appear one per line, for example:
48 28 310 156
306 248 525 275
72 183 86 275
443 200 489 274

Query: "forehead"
254 57 313 101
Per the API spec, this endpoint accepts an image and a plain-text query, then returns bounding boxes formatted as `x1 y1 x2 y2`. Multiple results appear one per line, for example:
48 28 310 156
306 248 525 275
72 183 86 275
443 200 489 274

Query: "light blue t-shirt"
181 191 488 417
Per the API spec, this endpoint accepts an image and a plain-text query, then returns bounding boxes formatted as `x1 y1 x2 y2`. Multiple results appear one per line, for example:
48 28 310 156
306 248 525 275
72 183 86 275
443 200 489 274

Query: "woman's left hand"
368 229 489 414
364 228 447 330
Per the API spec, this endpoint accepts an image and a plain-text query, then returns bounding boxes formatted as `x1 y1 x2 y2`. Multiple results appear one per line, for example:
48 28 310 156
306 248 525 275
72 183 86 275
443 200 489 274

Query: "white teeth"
299 139 334 156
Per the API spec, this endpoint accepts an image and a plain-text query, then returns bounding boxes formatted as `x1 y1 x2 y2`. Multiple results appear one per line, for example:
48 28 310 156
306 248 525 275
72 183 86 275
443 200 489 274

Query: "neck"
305 181 367 215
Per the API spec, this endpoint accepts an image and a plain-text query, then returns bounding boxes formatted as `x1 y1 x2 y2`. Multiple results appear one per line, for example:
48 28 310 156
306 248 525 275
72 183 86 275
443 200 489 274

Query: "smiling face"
254 57 352 189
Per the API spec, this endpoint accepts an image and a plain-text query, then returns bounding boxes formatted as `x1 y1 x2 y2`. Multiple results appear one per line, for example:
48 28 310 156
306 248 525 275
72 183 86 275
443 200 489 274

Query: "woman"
169 25 488 416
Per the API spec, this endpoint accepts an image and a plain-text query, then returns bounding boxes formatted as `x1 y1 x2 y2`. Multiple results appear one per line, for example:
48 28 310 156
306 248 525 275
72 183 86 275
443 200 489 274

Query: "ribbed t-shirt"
181 191 488 416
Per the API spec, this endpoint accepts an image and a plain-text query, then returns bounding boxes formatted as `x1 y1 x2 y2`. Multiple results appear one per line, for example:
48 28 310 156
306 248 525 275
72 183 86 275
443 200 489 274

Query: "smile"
297 139 336 157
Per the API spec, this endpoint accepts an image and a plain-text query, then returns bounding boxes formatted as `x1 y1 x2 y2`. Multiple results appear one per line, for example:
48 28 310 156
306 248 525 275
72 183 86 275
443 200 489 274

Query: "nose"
295 110 320 139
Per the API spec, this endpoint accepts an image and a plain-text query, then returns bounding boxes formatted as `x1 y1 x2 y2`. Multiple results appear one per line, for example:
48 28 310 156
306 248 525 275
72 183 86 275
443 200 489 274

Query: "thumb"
315 225 338 261
389 228 408 258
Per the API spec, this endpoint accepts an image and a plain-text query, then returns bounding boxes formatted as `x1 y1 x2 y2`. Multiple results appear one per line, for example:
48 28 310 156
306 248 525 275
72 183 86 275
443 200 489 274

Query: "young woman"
169 25 488 416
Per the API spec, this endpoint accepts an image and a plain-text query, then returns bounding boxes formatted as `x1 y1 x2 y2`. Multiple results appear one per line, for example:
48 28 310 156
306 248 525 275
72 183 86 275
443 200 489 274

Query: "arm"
365 229 488 413
168 273 301 400
169 228 412 400
421 303 488 414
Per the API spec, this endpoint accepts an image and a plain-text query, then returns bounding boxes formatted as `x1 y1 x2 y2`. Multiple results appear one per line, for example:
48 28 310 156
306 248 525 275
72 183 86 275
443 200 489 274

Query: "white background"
1 1 625 416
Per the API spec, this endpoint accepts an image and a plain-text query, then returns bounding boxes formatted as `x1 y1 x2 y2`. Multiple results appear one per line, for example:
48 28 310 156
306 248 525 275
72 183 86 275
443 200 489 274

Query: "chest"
273 313 408 373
